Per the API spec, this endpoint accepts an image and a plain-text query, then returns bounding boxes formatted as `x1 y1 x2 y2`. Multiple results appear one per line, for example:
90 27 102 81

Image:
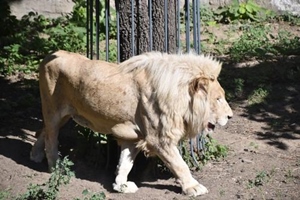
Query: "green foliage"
234 78 245 98
179 141 196 168
201 135 229 164
74 189 106 200
229 25 272 61
229 24 300 61
214 0 274 23
71 0 117 41
248 87 269 105
248 171 270 188
0 0 118 75
179 135 229 168
17 157 75 200
274 12 300 26
0 8 86 75
274 30 300 55
70 0 87 27
0 189 11 200
200 6 218 26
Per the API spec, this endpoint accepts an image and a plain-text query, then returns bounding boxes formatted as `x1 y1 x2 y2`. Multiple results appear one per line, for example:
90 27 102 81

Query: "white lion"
30 50 233 196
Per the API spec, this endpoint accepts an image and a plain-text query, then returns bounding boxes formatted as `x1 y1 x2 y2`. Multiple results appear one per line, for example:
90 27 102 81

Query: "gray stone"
9 0 75 19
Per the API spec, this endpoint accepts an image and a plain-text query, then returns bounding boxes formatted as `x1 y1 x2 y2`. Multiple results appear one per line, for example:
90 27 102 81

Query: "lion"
30 50 233 197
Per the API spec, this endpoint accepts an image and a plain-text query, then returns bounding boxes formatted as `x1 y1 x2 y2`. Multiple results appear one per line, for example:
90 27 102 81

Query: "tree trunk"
116 0 149 62
152 0 177 53
116 0 177 61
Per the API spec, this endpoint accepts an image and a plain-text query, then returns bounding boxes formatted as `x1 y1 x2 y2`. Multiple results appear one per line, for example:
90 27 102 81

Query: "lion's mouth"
207 122 215 132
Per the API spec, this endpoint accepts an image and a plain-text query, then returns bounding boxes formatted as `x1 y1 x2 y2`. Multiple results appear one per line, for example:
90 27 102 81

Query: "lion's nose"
228 115 232 119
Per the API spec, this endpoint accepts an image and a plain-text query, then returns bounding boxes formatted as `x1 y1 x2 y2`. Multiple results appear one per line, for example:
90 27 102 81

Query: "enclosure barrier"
86 0 203 167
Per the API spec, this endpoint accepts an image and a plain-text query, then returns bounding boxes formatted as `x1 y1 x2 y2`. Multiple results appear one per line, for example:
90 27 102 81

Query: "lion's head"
187 74 232 137
206 79 233 133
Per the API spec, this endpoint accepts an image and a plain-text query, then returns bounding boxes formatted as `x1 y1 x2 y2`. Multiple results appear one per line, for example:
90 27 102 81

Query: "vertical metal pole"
197 0 201 54
116 0 120 63
185 0 190 53
148 0 153 51
164 0 168 52
190 139 200 167
192 0 197 52
89 0 94 59
86 0 90 58
105 0 110 61
131 0 135 56
176 0 180 52
95 0 100 59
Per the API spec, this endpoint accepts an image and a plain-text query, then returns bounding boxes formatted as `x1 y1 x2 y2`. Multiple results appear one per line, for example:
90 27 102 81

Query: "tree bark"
117 0 177 61
116 0 149 62
152 0 177 53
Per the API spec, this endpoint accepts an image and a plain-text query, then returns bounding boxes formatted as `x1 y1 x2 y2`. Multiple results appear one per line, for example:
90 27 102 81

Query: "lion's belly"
71 109 142 140
71 114 116 133
68 85 140 135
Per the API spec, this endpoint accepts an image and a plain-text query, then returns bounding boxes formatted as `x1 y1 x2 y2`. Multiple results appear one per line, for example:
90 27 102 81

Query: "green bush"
0 10 86 75
229 24 300 61
17 157 74 200
179 135 229 169
214 0 274 23
0 0 118 75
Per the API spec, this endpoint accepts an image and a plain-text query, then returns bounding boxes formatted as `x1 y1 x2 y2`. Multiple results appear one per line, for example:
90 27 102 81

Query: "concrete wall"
271 0 300 15
8 0 300 19
9 0 75 19
203 0 300 15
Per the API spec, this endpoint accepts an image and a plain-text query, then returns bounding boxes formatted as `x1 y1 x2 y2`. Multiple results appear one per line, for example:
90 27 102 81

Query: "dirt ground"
0 54 300 200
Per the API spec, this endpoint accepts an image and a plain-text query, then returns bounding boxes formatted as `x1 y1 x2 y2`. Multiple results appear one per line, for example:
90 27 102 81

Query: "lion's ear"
209 75 216 81
189 77 210 95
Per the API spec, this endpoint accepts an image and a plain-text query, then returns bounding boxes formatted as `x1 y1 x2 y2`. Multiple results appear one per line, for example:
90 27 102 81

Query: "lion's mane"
119 52 222 152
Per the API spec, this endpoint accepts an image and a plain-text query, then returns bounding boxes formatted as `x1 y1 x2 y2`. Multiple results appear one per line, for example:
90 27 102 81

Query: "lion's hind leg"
44 114 71 170
113 142 140 193
31 112 71 171
30 128 46 162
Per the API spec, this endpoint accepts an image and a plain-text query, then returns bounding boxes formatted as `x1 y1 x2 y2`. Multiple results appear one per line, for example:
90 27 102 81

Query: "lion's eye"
217 97 222 102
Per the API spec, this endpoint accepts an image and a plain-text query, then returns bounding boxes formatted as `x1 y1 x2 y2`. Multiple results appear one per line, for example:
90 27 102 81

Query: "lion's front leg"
113 142 140 193
156 144 208 196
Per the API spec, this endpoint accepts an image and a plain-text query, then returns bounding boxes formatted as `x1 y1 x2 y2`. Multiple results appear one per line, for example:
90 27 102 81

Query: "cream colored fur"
30 50 232 197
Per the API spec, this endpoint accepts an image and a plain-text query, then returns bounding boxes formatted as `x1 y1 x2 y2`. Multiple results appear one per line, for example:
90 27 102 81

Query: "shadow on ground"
220 55 300 150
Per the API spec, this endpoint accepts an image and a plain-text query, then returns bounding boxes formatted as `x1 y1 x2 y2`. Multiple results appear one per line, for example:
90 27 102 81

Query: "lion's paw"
113 181 139 193
30 150 45 163
184 183 208 197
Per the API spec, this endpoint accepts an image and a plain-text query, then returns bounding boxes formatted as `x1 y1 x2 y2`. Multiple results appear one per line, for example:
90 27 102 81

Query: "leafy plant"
274 30 300 55
274 12 300 26
74 189 106 200
248 87 269 105
248 171 270 188
200 5 218 26
0 0 93 75
229 24 273 61
17 157 75 200
0 189 11 200
201 135 229 164
215 0 273 23
179 135 229 168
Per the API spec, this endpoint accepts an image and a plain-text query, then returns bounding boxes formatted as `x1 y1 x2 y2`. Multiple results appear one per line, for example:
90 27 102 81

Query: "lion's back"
40 50 89 76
